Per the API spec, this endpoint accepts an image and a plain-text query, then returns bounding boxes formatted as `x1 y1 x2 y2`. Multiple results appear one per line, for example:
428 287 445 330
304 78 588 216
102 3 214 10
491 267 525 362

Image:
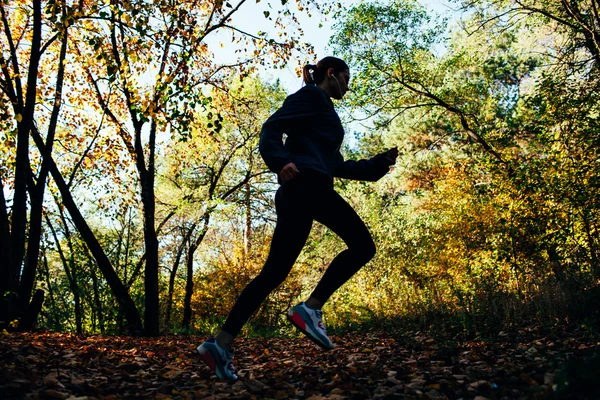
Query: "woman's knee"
253 262 290 290
350 237 376 263
364 238 377 261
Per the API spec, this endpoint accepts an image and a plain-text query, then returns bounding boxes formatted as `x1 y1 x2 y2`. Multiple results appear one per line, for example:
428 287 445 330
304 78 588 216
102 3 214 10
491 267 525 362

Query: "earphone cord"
332 75 343 97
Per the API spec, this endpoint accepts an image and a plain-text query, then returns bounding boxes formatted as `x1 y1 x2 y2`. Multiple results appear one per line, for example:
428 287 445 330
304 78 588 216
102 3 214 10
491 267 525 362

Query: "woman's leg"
309 190 376 306
198 182 314 382
219 182 313 343
285 187 375 350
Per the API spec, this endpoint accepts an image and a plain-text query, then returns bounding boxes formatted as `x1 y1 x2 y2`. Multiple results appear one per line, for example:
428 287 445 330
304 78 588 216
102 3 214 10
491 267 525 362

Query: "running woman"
197 56 398 381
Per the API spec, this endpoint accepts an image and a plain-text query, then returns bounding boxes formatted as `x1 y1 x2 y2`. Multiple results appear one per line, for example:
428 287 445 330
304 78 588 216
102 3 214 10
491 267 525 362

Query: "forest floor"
1 325 600 399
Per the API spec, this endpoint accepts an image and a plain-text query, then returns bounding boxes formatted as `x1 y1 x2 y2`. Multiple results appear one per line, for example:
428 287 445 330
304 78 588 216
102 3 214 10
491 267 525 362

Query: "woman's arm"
333 147 398 181
259 86 323 175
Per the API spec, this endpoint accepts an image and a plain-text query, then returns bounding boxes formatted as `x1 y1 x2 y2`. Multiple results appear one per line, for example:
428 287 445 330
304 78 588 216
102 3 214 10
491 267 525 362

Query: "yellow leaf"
15 114 22 122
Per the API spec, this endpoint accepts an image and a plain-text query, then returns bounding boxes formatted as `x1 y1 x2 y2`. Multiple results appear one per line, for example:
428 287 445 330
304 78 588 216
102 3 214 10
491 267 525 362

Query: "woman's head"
302 56 350 100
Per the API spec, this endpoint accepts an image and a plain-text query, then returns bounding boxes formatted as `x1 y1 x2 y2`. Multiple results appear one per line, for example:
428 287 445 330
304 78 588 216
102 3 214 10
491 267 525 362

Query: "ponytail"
302 56 349 85
302 64 319 84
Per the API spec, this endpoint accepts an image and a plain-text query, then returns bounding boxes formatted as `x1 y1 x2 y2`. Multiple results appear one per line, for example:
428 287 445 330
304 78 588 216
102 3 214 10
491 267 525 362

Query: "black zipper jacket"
259 84 393 183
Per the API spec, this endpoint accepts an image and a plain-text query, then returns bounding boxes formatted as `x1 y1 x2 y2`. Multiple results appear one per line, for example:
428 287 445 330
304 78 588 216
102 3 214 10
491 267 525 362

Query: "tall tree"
157 76 285 329
457 0 600 71
77 0 325 335
0 0 80 329
317 0 600 326
2 0 334 334
1 0 145 334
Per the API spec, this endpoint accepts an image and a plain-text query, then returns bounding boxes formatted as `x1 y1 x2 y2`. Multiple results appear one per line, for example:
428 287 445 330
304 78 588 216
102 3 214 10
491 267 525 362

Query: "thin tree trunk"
244 181 252 256
548 246 565 282
181 245 195 330
0 175 10 272
90 263 104 334
136 123 160 336
165 237 189 328
4 0 42 320
106 12 161 336
18 22 69 327
42 253 61 331
181 216 210 329
122 207 134 283
30 126 144 335
138 120 160 336
45 212 83 334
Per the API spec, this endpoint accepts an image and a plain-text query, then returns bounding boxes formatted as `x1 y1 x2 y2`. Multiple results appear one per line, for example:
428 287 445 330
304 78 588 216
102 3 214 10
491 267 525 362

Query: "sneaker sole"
287 310 334 350
197 344 237 382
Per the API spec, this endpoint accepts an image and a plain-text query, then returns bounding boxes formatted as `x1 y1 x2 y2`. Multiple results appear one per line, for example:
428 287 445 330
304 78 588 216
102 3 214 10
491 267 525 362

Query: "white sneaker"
287 302 334 350
197 337 238 382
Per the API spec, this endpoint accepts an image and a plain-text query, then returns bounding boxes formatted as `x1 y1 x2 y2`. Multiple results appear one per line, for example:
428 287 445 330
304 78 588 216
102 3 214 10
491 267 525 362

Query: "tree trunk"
181 216 210 329
17 289 44 331
547 246 565 282
244 181 252 256
165 239 187 328
30 127 144 335
42 253 61 330
143 214 160 336
582 210 600 277
0 176 10 275
72 265 83 334
18 171 44 324
136 121 160 336
90 263 105 334
3 0 42 325
0 177 12 328
46 212 83 334
17 22 69 328
65 232 83 335
181 244 195 330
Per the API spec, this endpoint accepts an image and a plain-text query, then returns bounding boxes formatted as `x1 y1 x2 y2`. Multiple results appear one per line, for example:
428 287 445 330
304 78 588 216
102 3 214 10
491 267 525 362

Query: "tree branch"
76 43 136 161
0 4 23 105
67 114 104 188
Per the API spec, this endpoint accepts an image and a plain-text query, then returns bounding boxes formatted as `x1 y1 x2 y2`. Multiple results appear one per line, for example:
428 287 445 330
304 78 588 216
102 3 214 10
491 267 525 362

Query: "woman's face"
331 69 351 100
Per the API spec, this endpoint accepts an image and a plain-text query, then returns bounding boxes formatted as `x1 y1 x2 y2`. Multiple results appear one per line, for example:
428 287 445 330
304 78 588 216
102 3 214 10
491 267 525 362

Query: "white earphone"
331 73 342 96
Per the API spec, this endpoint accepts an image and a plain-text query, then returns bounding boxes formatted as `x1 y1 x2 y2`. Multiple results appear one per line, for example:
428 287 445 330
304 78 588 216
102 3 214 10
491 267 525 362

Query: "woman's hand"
383 147 398 164
279 162 300 182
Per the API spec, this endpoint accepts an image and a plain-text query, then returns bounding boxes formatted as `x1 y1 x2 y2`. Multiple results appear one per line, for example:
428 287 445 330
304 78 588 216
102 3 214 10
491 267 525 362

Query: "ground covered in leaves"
1 326 599 399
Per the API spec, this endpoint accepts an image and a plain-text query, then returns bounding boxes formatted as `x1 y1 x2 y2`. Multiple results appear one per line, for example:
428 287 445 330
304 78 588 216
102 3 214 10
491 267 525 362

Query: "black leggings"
221 172 376 337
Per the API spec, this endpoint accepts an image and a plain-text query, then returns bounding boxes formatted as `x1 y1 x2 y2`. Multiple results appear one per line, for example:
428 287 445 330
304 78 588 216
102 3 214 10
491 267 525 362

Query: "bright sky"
209 0 458 94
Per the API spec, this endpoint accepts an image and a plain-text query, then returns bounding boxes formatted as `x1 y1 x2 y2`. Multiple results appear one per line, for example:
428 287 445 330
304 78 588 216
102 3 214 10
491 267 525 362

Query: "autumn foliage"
1 1 600 398
0 0 598 371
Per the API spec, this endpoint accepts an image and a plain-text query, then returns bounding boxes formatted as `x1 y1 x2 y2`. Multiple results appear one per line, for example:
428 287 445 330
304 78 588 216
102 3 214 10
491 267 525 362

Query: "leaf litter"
1 325 599 399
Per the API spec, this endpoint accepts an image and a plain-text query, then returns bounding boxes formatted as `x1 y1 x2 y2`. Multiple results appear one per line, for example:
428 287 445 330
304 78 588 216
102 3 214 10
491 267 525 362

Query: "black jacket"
259 85 392 183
